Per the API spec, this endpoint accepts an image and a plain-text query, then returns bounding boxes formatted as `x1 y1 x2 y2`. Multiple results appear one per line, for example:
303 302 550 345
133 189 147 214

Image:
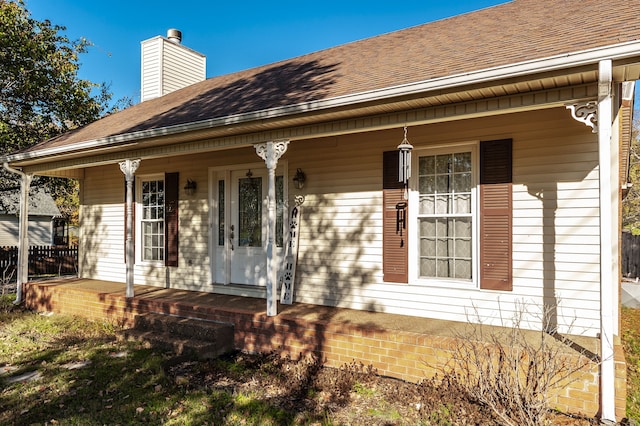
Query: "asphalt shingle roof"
0 188 61 217
19 0 640 153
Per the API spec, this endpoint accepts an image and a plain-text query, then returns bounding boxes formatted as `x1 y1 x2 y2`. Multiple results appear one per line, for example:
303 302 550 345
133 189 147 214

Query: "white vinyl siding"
0 215 53 246
78 107 602 337
161 41 206 95
80 165 131 282
140 36 205 102
288 109 601 336
140 39 162 102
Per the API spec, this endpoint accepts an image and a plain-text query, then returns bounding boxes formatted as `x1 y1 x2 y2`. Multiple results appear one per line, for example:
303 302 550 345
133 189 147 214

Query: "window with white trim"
417 150 473 280
140 178 164 262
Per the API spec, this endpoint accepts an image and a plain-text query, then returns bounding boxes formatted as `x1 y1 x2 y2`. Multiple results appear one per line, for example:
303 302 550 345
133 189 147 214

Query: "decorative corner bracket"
255 140 289 170
119 158 141 180
566 101 598 133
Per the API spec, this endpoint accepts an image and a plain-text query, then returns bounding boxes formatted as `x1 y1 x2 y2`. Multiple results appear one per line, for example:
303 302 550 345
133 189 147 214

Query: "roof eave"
3 39 640 166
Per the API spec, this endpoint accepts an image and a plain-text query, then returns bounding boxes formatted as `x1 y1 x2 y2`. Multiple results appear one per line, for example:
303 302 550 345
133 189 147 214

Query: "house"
1 0 638 420
0 187 62 246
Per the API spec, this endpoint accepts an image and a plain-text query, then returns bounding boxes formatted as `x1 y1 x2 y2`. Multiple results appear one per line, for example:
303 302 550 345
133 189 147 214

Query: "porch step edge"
134 312 234 342
118 329 233 360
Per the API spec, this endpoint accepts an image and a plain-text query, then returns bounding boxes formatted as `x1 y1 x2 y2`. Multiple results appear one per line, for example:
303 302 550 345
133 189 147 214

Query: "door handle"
229 225 235 250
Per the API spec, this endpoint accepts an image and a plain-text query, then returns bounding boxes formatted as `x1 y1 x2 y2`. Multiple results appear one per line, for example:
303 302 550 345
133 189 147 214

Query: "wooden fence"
0 245 78 281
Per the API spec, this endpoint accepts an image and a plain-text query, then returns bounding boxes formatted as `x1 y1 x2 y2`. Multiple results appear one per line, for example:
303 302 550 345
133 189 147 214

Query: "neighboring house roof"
4 0 640 161
0 187 61 217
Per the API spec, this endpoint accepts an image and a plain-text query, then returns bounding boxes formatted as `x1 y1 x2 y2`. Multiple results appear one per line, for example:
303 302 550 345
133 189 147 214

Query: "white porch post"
255 140 289 316
16 172 32 304
3 163 32 305
119 159 140 299
597 59 616 423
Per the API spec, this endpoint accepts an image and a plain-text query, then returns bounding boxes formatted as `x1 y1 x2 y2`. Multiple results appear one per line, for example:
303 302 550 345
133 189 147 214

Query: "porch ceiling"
7 60 638 175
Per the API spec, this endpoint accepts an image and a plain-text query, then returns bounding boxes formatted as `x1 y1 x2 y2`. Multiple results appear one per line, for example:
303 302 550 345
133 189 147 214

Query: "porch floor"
21 278 599 353
26 277 474 338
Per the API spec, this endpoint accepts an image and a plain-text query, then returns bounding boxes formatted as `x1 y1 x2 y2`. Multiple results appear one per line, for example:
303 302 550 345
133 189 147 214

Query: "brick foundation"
23 280 625 420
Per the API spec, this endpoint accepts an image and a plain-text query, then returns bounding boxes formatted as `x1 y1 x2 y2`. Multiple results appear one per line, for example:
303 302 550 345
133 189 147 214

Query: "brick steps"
119 313 234 359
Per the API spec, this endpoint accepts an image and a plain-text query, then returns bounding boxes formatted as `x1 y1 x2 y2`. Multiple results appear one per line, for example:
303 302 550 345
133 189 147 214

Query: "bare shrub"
314 360 378 404
443 302 594 426
1 265 16 295
272 352 323 399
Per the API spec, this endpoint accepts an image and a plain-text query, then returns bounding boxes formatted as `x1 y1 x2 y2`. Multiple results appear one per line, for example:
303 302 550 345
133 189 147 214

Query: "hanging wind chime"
395 126 413 247
397 126 413 199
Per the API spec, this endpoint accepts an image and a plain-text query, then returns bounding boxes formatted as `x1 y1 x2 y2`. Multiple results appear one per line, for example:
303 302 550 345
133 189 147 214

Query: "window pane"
453 172 471 193
238 176 262 247
436 237 449 256
141 178 165 261
454 152 472 172
419 156 435 174
436 175 450 193
420 237 436 256
455 259 472 279
435 218 448 237
417 151 473 280
453 194 471 214
218 180 225 246
435 195 450 215
456 238 472 257
437 259 451 278
420 257 436 276
419 195 434 215
420 218 435 236
419 175 435 194
436 155 451 174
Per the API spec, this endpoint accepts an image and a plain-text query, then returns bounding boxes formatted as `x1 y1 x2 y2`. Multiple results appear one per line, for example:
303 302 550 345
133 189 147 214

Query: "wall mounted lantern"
293 168 306 189
184 179 197 196
397 126 413 199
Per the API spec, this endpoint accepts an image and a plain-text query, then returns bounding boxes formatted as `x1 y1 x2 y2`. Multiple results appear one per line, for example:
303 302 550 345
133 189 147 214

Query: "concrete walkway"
622 281 640 308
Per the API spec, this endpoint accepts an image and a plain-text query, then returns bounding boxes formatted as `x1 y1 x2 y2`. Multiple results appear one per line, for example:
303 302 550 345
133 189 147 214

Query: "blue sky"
26 0 509 105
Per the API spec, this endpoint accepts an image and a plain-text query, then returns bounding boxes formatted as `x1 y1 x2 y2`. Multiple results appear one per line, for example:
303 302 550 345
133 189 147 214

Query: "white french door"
212 166 286 286
230 169 267 285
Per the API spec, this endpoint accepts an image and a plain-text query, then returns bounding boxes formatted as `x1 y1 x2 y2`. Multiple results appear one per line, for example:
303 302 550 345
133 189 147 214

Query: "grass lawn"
0 298 299 425
1 295 635 425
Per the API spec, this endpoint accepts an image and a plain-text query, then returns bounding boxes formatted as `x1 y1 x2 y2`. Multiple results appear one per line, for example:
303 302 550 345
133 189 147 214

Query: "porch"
21 278 621 418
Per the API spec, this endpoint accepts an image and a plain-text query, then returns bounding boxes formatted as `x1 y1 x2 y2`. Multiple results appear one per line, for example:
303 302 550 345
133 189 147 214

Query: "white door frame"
208 161 288 287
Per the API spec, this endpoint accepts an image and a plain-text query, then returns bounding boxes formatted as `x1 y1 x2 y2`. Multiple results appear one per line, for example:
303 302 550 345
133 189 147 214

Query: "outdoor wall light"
293 168 306 190
184 179 197 196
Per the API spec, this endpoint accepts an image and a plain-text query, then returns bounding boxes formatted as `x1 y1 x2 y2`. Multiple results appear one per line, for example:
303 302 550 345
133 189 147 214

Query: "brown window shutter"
165 172 179 267
124 178 135 264
383 151 408 283
479 139 512 291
